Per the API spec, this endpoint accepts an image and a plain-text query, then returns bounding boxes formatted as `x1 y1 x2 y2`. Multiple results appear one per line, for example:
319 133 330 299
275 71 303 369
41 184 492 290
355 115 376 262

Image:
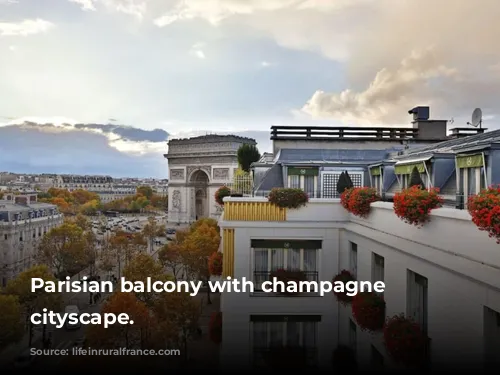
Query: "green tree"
336 172 348 195
409 166 425 189
0 295 24 351
4 265 62 346
237 144 261 172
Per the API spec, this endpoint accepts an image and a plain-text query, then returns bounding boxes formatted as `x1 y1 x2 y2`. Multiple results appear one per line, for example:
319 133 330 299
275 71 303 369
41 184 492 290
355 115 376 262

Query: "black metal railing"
271 126 419 141
253 271 319 291
253 189 343 199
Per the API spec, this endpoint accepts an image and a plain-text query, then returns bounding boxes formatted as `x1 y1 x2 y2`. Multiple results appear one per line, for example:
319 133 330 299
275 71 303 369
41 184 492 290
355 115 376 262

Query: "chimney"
409 106 447 140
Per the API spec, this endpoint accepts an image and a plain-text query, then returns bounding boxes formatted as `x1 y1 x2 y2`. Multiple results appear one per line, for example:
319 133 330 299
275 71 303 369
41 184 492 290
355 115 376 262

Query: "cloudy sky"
1 0 499 177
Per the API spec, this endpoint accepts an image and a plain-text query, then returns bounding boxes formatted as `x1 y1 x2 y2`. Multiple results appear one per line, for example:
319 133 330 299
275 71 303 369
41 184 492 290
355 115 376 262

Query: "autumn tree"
190 217 220 233
122 253 171 306
158 242 183 280
37 222 92 279
0 295 24 351
152 291 200 358
142 217 164 253
136 186 154 200
86 292 152 349
106 231 139 277
4 265 62 346
181 222 221 304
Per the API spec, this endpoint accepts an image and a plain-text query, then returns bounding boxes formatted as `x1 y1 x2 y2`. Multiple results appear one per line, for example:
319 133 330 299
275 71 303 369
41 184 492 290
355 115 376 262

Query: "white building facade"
164 135 256 224
0 193 63 286
218 111 500 372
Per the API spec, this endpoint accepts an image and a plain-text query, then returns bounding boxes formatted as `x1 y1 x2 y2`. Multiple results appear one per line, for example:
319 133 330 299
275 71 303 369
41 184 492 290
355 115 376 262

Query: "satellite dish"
471 108 482 128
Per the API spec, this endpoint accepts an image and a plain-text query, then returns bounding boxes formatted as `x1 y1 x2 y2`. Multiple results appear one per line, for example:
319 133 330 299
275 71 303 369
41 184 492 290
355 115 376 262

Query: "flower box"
208 252 223 276
268 188 308 209
351 292 385 331
341 187 380 218
332 270 356 305
209 312 222 344
215 186 231 206
269 268 307 295
467 186 500 243
384 314 429 366
393 186 443 226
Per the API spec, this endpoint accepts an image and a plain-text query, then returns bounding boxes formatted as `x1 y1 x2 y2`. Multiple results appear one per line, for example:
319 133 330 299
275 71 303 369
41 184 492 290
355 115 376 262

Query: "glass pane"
304 176 315 197
287 249 300 270
286 322 300 347
271 249 284 270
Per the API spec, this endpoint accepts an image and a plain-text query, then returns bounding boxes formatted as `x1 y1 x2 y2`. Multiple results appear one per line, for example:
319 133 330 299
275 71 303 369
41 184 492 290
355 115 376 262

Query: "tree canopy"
237 144 261 172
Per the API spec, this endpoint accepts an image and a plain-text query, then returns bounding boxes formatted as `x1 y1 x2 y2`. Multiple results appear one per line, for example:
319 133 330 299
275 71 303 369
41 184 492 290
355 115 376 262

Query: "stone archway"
190 170 210 220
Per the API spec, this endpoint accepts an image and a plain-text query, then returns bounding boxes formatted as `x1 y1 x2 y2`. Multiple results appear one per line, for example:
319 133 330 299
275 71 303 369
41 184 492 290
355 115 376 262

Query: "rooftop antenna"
467 108 482 129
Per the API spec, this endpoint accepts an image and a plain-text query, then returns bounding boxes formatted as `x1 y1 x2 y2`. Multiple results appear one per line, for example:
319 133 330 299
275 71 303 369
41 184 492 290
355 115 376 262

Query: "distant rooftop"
168 134 256 145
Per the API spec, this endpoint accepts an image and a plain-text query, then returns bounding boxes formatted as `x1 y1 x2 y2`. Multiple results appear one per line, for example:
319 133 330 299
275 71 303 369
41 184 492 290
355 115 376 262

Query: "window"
288 175 300 189
251 315 319 368
372 253 384 293
321 172 363 198
253 242 319 291
287 168 318 198
407 270 428 334
350 242 358 279
484 307 500 365
371 345 384 369
349 319 357 353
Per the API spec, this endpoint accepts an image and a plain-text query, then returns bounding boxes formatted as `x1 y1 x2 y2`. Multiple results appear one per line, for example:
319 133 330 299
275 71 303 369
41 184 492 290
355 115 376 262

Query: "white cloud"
69 0 146 19
189 42 206 59
0 19 54 36
260 61 275 67
69 0 97 11
0 0 18 4
102 0 147 19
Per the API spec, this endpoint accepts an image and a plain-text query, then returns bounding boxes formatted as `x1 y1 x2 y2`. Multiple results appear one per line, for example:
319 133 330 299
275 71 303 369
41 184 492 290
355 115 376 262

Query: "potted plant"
351 292 386 331
215 186 231 206
269 268 307 295
332 345 357 370
209 312 222 344
384 314 428 366
340 187 355 210
393 186 443 226
467 186 500 243
345 187 380 218
332 270 356 305
208 252 223 276
268 188 308 209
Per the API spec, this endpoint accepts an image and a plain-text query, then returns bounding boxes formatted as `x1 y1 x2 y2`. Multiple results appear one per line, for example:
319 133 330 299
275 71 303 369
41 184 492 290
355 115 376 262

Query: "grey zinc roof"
401 129 500 158
255 164 284 191
277 149 391 163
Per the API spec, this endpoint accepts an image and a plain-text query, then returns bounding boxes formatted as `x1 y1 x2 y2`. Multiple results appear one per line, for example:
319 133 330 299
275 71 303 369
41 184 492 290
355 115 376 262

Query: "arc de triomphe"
164 134 256 224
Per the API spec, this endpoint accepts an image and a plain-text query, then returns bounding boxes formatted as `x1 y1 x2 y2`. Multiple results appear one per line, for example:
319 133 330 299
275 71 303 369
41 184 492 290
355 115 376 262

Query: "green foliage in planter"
336 172 348 195
214 186 231 206
409 166 425 190
268 188 308 209
237 144 261 172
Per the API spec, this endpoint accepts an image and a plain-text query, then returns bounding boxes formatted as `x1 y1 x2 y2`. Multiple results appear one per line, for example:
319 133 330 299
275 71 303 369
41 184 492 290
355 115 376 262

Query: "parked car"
166 228 176 235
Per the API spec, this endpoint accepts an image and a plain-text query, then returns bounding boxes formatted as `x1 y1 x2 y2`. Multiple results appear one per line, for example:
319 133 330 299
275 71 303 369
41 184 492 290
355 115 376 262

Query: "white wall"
219 198 500 370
